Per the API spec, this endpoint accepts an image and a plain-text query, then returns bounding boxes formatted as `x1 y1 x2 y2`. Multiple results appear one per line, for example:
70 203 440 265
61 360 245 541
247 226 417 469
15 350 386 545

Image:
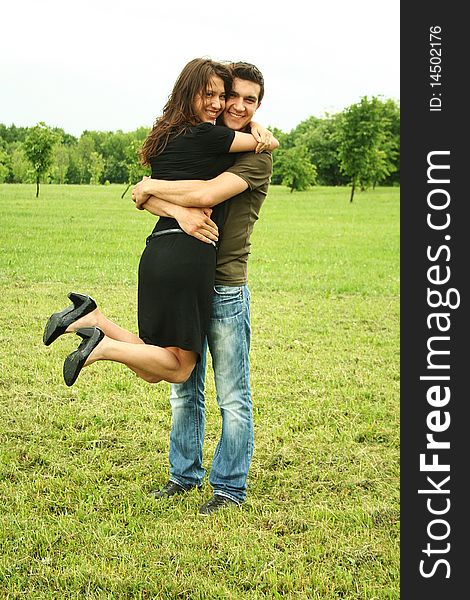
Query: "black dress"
138 123 235 356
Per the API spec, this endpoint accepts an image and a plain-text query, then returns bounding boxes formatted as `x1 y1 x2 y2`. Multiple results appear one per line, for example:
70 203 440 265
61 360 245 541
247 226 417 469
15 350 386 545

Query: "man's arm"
132 172 249 210
136 195 219 244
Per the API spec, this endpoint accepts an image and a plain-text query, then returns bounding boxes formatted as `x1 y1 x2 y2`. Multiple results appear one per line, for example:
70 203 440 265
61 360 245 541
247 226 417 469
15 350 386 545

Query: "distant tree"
337 96 397 202
50 144 70 184
76 133 96 183
102 131 131 184
274 145 317 193
0 148 10 183
121 138 149 198
270 126 294 184
23 122 59 196
379 99 400 186
10 145 32 183
0 123 29 145
65 145 81 184
89 151 105 185
295 114 347 186
51 128 77 147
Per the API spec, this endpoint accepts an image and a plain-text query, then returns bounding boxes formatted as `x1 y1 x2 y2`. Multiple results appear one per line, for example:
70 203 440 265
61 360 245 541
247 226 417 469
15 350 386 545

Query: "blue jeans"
168 285 254 503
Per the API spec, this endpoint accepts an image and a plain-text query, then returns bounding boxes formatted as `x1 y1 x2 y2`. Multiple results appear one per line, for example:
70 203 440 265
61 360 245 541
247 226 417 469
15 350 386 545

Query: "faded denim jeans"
168 285 254 503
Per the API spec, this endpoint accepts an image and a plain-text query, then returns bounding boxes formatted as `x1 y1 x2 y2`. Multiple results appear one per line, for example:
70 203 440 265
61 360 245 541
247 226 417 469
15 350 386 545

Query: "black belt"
146 228 217 248
146 228 184 244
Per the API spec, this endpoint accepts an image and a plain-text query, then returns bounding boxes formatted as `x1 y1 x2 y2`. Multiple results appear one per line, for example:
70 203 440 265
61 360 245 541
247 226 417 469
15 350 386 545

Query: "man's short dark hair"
230 62 265 103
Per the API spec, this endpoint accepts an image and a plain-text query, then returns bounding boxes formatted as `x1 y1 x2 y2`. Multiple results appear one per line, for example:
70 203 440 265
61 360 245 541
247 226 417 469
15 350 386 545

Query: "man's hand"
132 176 151 209
176 206 219 244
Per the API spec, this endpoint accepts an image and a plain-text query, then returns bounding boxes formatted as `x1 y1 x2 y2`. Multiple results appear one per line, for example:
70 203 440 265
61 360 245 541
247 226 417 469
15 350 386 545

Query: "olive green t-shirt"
215 151 272 285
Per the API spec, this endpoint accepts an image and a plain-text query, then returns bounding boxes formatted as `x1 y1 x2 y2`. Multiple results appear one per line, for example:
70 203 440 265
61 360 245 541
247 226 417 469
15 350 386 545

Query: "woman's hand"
250 121 279 153
132 176 152 209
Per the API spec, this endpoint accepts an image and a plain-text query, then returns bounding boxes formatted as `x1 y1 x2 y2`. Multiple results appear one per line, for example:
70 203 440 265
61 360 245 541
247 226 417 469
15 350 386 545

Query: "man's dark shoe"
199 494 239 515
149 480 199 499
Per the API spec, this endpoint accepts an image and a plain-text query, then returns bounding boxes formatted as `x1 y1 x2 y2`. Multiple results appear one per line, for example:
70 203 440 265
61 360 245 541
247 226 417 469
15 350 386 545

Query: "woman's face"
193 75 227 123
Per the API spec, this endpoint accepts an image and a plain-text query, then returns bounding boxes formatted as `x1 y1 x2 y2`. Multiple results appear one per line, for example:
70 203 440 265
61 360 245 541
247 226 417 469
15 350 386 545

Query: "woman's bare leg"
66 308 143 345
83 337 197 384
64 306 197 383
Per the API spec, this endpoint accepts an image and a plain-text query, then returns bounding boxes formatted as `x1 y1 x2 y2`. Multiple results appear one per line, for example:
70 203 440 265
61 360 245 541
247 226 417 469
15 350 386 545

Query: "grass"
0 184 399 599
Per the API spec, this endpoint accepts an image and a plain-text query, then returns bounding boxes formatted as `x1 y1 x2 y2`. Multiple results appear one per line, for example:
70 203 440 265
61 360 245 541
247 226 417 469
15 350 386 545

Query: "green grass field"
0 184 399 599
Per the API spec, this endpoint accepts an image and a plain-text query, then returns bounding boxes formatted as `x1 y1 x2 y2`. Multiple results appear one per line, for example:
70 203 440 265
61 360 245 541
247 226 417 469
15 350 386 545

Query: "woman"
43 58 277 387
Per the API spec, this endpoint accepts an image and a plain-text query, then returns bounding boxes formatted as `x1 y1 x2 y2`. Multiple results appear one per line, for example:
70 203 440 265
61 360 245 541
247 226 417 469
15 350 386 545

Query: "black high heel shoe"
43 292 97 346
63 327 105 387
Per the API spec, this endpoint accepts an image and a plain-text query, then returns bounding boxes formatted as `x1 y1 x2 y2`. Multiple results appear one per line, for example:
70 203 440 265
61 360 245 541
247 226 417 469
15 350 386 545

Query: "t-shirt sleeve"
226 151 273 190
194 123 235 155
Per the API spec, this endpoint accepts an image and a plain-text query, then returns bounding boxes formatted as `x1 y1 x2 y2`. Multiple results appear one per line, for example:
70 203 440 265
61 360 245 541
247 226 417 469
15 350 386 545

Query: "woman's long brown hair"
140 58 232 165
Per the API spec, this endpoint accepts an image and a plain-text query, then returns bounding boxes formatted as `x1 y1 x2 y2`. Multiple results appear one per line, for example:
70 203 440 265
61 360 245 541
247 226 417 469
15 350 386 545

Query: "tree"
101 130 132 184
65 145 81 184
50 144 70 184
23 122 59 196
379 99 400 186
274 145 317 193
337 96 397 202
121 138 149 198
0 148 10 183
295 114 347 186
10 144 32 183
0 123 29 145
89 151 105 185
269 126 290 184
76 133 96 183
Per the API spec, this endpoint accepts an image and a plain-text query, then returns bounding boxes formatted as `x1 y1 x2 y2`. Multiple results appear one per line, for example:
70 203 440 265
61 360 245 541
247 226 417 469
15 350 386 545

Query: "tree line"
0 124 149 197
0 96 399 201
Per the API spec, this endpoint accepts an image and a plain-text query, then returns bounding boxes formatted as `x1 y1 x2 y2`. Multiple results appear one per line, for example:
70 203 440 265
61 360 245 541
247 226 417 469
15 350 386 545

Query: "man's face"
222 77 261 131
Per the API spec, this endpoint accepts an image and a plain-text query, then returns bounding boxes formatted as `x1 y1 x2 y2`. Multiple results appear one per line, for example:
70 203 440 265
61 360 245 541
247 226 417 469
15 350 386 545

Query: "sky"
1 0 400 137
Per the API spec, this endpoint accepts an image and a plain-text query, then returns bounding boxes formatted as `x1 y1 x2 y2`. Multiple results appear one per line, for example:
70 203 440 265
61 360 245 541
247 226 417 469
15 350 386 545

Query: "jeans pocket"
212 286 243 319
213 285 242 296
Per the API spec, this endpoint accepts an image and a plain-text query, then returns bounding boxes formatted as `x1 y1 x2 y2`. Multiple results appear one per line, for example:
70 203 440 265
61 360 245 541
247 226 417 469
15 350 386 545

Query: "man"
132 62 273 515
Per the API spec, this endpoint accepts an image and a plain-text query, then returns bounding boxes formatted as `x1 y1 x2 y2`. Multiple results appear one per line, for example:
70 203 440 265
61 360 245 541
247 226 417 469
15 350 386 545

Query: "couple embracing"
43 58 277 515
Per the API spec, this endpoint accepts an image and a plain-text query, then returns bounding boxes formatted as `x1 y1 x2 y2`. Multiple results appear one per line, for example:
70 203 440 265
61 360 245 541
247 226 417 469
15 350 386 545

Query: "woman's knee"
168 365 195 384
165 348 197 384
132 367 162 384
133 364 193 385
